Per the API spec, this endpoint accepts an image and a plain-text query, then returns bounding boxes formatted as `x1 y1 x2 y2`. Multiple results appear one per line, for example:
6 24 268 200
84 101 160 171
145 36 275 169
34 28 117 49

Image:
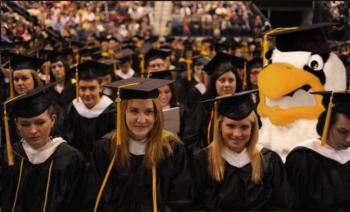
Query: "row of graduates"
1 36 350 211
2 76 350 211
1 41 262 156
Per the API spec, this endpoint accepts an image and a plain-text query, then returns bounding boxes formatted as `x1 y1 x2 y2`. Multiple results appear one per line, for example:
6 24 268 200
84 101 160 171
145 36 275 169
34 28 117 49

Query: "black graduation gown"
285 146 350 210
85 137 192 212
1 141 85 212
183 102 213 154
46 81 76 109
63 99 116 159
191 148 294 211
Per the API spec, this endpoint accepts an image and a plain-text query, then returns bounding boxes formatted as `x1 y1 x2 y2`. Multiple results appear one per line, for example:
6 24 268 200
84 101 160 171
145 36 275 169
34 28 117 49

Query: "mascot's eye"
308 54 324 71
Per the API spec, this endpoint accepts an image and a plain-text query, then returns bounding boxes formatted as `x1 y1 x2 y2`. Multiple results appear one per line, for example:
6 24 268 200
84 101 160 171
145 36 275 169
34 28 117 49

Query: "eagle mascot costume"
257 23 347 160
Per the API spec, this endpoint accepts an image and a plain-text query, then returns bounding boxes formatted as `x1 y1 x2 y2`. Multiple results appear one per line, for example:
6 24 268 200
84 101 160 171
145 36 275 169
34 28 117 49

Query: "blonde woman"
191 91 293 210
86 78 192 212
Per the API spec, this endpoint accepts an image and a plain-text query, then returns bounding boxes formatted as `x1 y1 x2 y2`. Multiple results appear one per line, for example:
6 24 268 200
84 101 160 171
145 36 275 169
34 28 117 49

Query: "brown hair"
111 98 180 169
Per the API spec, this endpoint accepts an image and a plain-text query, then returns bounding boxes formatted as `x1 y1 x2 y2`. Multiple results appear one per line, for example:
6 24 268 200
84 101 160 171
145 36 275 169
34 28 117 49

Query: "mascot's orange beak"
257 63 325 125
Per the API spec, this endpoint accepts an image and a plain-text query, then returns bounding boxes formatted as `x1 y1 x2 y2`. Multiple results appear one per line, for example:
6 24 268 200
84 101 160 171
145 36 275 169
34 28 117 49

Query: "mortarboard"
246 57 263 72
116 48 134 64
48 48 73 62
203 52 245 76
312 90 350 146
3 82 57 166
194 55 211 66
9 53 45 71
97 58 117 77
200 89 259 145
146 69 174 80
266 22 334 55
145 48 169 64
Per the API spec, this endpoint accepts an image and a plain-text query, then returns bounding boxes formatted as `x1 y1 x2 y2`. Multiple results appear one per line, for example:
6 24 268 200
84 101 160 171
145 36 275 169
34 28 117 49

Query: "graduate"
96 58 118 101
184 55 211 112
245 57 263 104
63 60 116 159
114 48 138 80
148 69 189 137
191 90 294 210
1 83 85 212
7 53 44 97
47 49 76 109
285 91 350 210
85 77 192 212
1 53 44 146
183 52 243 153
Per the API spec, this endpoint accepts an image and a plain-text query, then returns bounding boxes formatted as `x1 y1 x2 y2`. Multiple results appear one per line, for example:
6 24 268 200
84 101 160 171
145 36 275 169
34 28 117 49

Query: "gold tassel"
9 63 14 99
262 27 299 65
242 62 247 90
116 88 122 146
213 102 219 143
321 92 334 146
75 65 79 102
45 62 50 84
207 106 215 145
140 54 145 78
179 58 192 81
4 106 14 166
152 166 157 212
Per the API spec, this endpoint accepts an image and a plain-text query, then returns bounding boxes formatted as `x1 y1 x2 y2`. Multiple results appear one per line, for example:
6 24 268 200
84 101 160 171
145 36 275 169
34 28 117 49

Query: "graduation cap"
194 55 211 66
246 57 263 72
266 22 334 56
145 48 169 65
3 82 57 166
8 53 45 71
116 48 134 64
203 52 244 76
48 48 73 62
146 69 173 80
37 49 53 60
79 47 100 58
97 58 117 77
200 89 258 145
312 90 350 146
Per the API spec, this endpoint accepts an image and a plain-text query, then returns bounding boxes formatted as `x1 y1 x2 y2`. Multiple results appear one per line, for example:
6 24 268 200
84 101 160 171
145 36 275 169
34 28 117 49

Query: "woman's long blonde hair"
111 98 180 169
208 111 264 183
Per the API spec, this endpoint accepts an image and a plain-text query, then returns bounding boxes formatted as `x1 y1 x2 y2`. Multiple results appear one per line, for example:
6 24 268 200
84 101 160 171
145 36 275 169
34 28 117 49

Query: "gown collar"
128 137 147 155
296 138 350 164
73 95 113 118
116 68 135 79
222 144 263 168
21 137 66 164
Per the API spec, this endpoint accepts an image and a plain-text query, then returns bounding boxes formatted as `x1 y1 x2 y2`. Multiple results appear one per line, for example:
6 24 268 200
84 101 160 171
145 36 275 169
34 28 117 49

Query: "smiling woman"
191 90 294 210
85 77 192 212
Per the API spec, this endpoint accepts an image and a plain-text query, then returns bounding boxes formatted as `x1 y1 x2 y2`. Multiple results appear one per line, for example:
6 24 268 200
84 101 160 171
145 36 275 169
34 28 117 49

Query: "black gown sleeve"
261 149 294 210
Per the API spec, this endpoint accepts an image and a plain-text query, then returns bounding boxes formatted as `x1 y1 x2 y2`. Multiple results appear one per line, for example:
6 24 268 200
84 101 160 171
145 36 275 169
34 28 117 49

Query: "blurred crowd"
169 1 271 37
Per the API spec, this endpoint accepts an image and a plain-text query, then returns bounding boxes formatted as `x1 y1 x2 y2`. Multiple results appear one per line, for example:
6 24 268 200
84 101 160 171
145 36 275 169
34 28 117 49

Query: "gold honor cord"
42 160 54 212
12 158 24 212
94 152 117 212
321 92 334 146
242 62 247 90
262 26 299 65
152 166 157 212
